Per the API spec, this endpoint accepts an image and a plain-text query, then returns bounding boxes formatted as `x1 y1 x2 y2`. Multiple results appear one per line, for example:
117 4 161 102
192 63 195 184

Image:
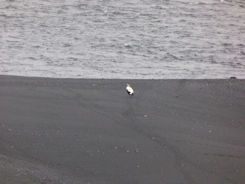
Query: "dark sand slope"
0 76 245 184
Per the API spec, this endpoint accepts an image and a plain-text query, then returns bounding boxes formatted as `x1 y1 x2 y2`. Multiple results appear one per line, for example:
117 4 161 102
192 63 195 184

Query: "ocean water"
0 0 245 79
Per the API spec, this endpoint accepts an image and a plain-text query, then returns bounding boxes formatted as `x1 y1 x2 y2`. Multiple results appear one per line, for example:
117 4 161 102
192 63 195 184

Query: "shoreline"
0 75 245 184
0 74 242 80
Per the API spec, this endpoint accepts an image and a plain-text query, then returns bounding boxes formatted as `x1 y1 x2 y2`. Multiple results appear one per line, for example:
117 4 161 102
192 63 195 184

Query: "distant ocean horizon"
1 0 245 79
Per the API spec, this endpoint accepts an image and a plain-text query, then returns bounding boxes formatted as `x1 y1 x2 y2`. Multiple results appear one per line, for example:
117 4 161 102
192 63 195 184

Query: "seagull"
126 83 134 96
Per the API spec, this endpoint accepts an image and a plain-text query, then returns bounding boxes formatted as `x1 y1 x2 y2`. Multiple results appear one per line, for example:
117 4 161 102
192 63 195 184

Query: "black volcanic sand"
0 76 245 184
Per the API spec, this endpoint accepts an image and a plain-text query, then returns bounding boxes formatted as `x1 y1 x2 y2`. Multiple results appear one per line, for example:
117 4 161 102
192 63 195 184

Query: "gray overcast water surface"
1 0 245 78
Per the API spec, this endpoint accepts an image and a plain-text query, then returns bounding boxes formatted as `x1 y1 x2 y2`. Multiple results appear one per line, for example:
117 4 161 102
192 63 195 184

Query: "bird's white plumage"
126 84 134 95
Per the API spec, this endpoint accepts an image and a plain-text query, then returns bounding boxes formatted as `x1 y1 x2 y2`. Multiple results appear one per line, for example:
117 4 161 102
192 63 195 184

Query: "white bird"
126 83 134 96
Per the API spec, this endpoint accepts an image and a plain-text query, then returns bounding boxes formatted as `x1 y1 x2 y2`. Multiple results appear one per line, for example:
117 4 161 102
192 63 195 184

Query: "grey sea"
1 0 245 79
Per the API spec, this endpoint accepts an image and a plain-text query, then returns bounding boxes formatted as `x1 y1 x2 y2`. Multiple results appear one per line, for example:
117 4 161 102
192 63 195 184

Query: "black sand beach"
0 75 245 184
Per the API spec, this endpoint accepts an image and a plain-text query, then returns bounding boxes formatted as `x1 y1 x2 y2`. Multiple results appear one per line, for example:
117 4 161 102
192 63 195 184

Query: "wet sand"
0 75 245 184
